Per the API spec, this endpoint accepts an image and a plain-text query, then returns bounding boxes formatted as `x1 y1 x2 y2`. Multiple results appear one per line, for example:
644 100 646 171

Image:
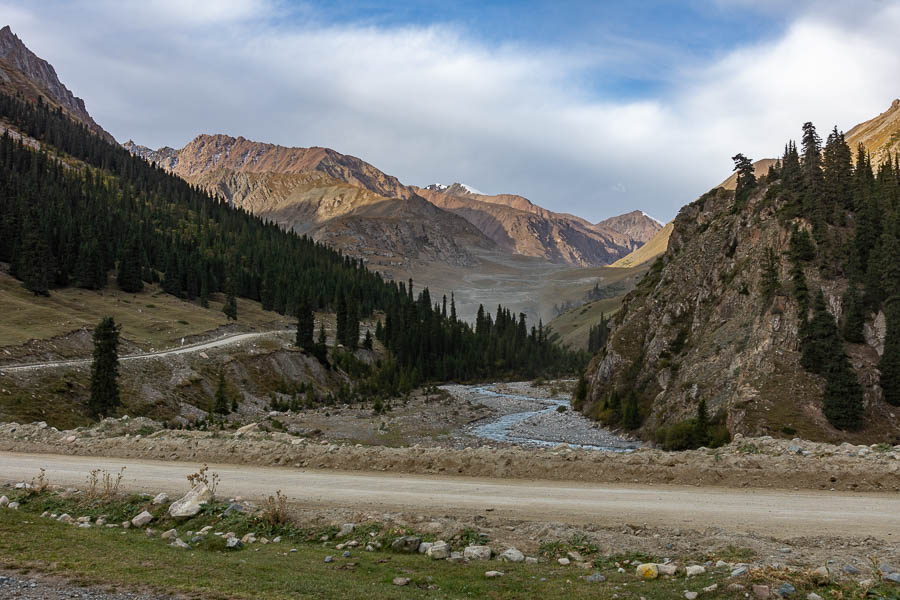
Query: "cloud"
2 0 899 222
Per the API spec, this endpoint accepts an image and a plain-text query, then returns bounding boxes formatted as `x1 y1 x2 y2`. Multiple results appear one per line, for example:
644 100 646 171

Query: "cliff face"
0 26 115 144
584 183 894 444
417 185 661 267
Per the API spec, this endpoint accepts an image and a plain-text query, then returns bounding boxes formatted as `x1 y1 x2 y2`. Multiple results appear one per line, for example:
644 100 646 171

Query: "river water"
443 383 640 452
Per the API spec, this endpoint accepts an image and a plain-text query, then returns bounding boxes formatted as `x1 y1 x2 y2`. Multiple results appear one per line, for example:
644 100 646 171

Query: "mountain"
124 136 494 269
609 221 674 268
0 26 115 144
416 184 662 267
579 113 900 446
845 98 900 167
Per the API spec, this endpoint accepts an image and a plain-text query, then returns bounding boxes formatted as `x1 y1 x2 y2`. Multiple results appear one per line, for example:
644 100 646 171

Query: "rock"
842 564 861 575
727 584 746 592
463 545 492 561
558 558 571 566
658 563 678 576
427 541 450 560
0 496 7 507
77 516 91 524
336 523 355 538
130 511 153 527
342 551 351 558
161 529 177 540
6 502 18 510
485 571 504 578
777 582 796 597
171 538 190 549
567 550 584 562
392 577 410 586
525 557 538 565
636 564 659 580
449 551 464 562
882 564 898 575
807 594 823 600
731 566 749 577
703 584 718 593
151 493 169 505
715 560 729 568
417 542 433 554
236 422 259 434
752 584 770 599
226 537 243 550
811 566 830 583
584 573 606 583
241 533 256 544
169 484 211 519
685 592 698 600
324 555 334 563
390 536 421 553
499 548 525 563
222 502 244 517
686 565 706 577
885 573 900 584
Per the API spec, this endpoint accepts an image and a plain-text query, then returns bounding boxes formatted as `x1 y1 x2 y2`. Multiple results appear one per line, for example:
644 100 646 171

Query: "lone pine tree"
88 317 121 418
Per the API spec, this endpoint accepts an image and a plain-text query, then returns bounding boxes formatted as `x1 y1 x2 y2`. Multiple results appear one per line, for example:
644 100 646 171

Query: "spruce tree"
823 359 864 430
223 278 237 321
214 372 230 415
694 398 709 447
116 239 143 293
19 224 53 296
346 298 359 350
622 390 641 430
842 284 866 343
88 317 121 418
335 294 348 347
801 291 841 375
731 153 756 209
760 247 780 307
295 297 314 350
881 297 900 406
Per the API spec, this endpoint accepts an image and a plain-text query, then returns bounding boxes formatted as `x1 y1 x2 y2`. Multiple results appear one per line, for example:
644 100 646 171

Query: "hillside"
845 98 900 167
0 26 115 143
416 184 661 266
124 137 494 269
580 116 900 446
609 221 674 268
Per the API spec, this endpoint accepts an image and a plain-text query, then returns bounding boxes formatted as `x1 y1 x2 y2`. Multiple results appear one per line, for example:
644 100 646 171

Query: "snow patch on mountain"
641 211 665 226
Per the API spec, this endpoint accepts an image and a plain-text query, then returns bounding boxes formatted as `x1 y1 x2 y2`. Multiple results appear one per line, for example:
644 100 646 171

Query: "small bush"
260 490 290 527
186 465 220 498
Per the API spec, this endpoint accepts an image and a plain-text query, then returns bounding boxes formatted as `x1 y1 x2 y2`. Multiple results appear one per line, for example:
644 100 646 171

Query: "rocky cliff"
0 26 115 143
416 184 661 267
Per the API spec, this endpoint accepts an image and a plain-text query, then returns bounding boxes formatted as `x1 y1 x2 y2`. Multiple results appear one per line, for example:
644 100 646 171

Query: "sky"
2 0 900 222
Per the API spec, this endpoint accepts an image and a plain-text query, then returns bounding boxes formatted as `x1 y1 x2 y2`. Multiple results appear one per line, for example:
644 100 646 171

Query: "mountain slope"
124 138 493 269
609 221 674 268
845 98 900 167
581 115 900 445
416 184 661 267
0 26 115 143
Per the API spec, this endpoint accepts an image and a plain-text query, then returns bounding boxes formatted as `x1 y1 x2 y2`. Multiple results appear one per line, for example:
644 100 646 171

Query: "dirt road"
3 451 897 540
0 330 292 373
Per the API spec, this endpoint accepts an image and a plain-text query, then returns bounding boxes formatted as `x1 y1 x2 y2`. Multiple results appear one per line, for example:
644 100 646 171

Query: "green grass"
1 491 895 600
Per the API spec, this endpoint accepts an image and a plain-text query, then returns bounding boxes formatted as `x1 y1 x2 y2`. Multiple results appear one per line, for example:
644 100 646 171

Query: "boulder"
169 484 211 519
131 511 153 527
731 566 749 577
636 563 659 580
390 536 421 553
499 548 525 563
427 541 450 560
463 545 492 561
417 542 433 554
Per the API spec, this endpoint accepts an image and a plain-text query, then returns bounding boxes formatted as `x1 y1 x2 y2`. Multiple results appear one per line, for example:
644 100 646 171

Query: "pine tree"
760 247 780 307
823 359 864 430
223 278 237 321
363 329 374 350
572 372 589 411
881 297 900 406
622 390 641 430
88 317 121 418
116 239 143 293
335 294 348 347
801 291 841 375
214 372 230 415
346 298 360 350
731 153 756 209
842 284 866 343
19 224 53 295
694 398 709 447
295 297 314 350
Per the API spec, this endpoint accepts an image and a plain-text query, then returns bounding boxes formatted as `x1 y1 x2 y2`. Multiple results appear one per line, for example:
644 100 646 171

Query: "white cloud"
2 0 899 222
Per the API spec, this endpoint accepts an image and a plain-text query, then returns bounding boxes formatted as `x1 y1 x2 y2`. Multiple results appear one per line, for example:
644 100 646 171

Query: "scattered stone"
171 538 190 549
686 565 706 577
685 592 698 600
777 582 796 597
169 484 211 519
222 503 244 517
842 564 861 575
811 566 830 583
449 551 464 562
499 548 525 563
226 537 243 550
731 566 749 577
703 584 718 593
880 563 896 574
392 577 410 586
558 558 571 566
636 564 659 580
6 502 18 510
752 584 770 599
336 523 355 538
324 556 334 563
884 573 900 584
418 542 433 554
584 573 606 583
161 529 177 540
120 521 130 529
485 571 504 578
715 560 729 568
567 550 584 562
241 533 256 544
272 536 281 543
390 536 422 553
658 563 678 576
727 584 746 592
0 496 8 507
807 594 823 600
525 557 538 565
342 551 351 558
151 493 169 505
463 545 492 561
427 541 450 560
130 511 153 527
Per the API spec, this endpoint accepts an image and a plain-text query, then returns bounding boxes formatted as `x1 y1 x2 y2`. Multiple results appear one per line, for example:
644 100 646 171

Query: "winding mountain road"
2 451 898 540
0 330 293 373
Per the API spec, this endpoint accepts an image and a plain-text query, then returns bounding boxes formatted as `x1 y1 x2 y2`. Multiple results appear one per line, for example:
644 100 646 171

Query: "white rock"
499 548 525 563
152 493 169 505
169 484 211 519
485 571 504 578
658 563 678 575
463 545 492 561
686 565 706 577
131 511 153 527
336 523 355 538
171 538 190 549
685 592 698 600
161 528 178 540
558 558 571 566
418 542 433 554
0 496 8 507
427 541 450 560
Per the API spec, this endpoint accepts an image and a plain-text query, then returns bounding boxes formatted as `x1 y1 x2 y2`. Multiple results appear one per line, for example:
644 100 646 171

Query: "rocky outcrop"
0 26 115 144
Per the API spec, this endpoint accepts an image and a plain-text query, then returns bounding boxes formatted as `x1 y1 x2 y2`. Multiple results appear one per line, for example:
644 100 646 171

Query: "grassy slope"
609 222 673 269
1 491 870 600
0 271 292 351
548 298 622 351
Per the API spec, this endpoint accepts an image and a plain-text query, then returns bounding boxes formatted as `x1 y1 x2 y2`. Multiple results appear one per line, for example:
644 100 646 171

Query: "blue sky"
2 0 899 222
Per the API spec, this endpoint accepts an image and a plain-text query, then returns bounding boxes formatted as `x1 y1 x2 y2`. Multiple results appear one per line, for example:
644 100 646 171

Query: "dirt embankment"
1 420 898 492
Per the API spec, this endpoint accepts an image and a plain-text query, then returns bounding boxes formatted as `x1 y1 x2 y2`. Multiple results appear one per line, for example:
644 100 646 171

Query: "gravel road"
3 451 898 541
